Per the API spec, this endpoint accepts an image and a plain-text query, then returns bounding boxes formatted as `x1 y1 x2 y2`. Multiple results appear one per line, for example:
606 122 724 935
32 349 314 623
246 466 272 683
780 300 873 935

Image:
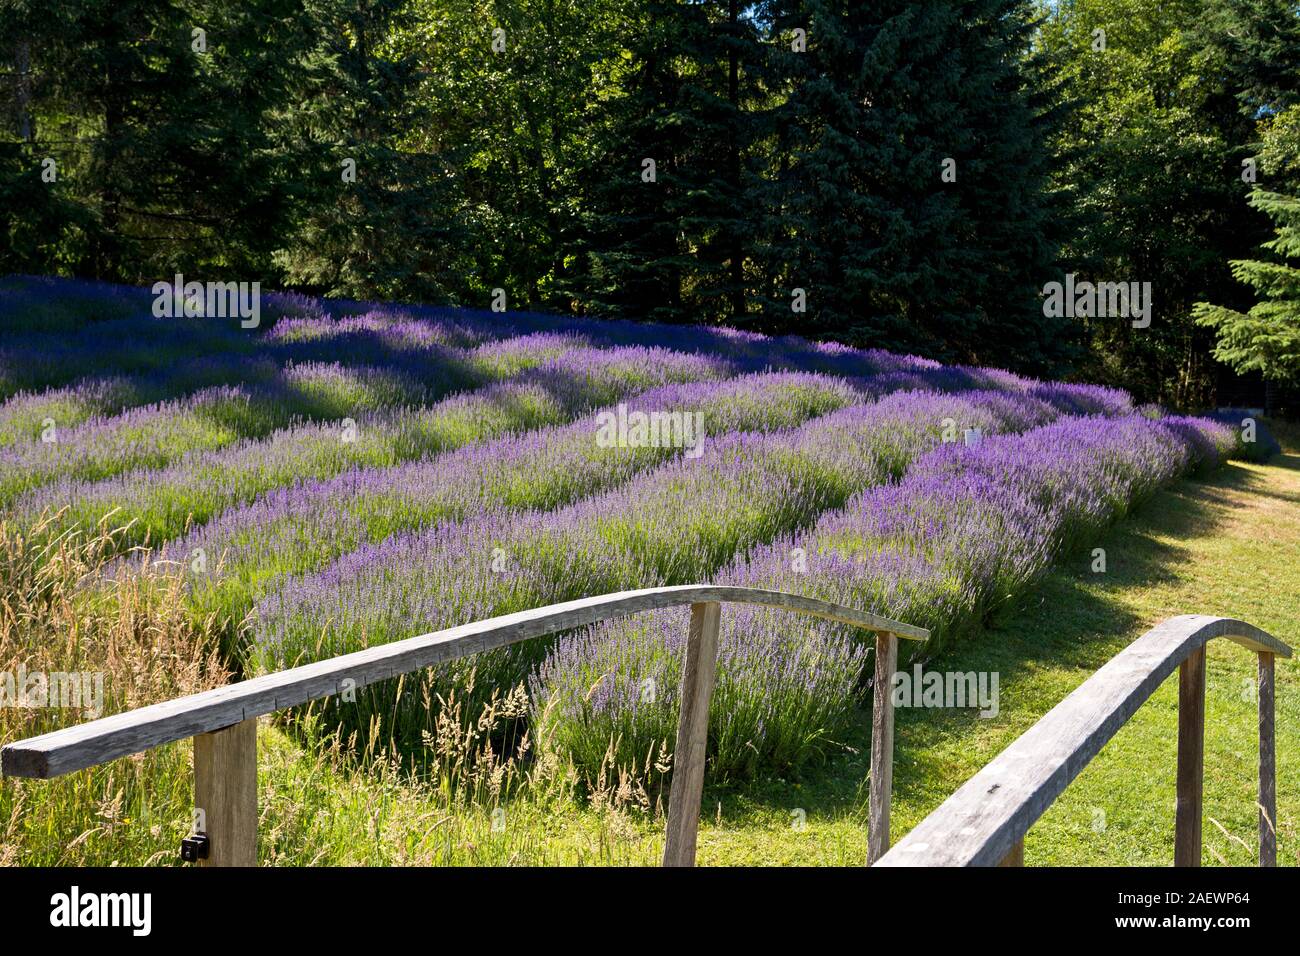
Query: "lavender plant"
171 372 865 636
16 345 732 548
251 389 1039 756
534 414 1240 782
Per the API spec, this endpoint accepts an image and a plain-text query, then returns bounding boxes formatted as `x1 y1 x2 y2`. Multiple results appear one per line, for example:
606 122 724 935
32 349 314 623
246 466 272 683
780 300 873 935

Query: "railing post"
998 838 1025 867
867 630 898 864
1258 651 1276 867
663 601 721 867
193 718 258 867
1174 646 1206 867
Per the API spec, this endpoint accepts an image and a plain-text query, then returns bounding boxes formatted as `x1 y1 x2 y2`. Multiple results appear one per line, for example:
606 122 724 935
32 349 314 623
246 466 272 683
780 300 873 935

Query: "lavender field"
0 275 1253 863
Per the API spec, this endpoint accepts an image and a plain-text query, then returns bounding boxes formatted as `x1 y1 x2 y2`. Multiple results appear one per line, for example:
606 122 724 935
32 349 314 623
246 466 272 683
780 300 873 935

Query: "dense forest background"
2 0 1298 409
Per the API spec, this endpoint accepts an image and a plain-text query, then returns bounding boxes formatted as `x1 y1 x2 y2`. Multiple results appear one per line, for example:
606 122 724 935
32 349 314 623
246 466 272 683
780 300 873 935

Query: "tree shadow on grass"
1239 451 1300 504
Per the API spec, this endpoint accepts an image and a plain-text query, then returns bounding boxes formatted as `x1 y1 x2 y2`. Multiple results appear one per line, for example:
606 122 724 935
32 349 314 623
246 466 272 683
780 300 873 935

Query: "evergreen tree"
757 0 1070 371
758 1 955 352
1195 190 1300 381
3 0 1071 367
575 0 767 325
1198 0 1300 116
0 0 307 282
684 0 768 325
0 22 91 275
571 0 694 321
274 0 469 300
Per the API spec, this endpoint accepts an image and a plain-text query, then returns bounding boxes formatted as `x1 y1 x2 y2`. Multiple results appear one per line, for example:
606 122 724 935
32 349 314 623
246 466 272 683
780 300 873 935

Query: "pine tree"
1195 190 1300 381
273 0 469 301
1198 0 1300 116
948 0 1073 373
683 0 767 325
575 0 767 325
571 0 692 321
757 1 949 351
0 0 307 282
756 0 1070 371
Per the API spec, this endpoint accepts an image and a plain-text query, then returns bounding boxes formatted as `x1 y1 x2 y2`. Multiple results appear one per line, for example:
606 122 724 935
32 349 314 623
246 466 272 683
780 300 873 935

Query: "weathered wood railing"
874 615 1291 867
0 584 927 867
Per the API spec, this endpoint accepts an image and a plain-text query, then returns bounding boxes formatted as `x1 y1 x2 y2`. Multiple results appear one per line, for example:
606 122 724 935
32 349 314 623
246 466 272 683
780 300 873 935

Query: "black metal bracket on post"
180 833 210 863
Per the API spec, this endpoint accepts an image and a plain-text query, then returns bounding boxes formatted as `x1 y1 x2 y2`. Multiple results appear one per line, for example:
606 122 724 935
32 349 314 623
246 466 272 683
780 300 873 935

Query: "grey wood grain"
873 615 1291 867
662 602 721 867
1174 647 1206 866
867 631 898 864
1 584 928 779
1258 651 1276 867
194 718 257 867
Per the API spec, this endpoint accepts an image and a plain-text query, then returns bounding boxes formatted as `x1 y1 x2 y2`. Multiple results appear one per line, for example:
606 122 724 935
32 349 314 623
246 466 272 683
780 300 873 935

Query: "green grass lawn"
244 421 1299 866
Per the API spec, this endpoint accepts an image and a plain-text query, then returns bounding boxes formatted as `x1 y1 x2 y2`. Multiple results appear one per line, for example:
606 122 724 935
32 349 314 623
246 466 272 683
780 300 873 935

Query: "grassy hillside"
192 424 1299 866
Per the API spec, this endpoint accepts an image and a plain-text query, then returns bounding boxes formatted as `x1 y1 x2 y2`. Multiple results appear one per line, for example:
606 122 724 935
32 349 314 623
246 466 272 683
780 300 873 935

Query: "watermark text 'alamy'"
1042 273 1151 329
152 273 260 328
595 403 705 459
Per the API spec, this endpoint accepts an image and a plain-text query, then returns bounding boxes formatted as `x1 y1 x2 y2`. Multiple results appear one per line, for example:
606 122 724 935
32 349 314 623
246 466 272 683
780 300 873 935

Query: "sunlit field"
1 275 1270 866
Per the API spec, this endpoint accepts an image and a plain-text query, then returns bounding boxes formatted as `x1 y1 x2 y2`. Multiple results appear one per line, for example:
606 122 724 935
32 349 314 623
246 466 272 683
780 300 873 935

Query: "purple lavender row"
169 372 865 632
249 388 1066 752
0 297 607 434
170 377 1102 639
0 323 608 445
0 329 732 504
16 344 732 549
0 324 443 441
0 278 701 398
534 414 1239 780
0 378 144 449
3 276 1134 416
0 360 452 504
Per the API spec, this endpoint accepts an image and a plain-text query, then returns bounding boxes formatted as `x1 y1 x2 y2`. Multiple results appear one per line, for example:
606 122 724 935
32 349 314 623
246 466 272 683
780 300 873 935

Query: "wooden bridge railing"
0 584 928 867
874 615 1291 868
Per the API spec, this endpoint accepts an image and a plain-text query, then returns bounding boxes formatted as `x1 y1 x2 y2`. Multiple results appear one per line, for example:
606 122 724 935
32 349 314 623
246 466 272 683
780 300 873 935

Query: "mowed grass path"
694 421 1300 866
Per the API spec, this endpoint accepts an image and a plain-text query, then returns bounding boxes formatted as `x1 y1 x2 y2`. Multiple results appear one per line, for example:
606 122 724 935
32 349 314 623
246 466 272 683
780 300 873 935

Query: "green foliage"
569 0 770 326
568 0 1072 372
1258 104 1300 192
399 0 626 311
0 0 307 281
1197 0 1300 117
273 0 478 300
1195 190 1300 381
6 0 1299 395
1036 0 1258 406
755 0 1072 372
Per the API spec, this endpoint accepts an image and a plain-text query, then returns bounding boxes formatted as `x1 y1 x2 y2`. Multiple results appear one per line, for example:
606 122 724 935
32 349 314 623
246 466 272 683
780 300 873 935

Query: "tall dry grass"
0 511 229 865
260 680 663 865
0 511 664 865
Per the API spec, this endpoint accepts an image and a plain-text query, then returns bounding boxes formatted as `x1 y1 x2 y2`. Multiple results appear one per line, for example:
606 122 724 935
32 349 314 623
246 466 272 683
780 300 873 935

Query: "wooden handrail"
1 584 927 867
874 615 1291 868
